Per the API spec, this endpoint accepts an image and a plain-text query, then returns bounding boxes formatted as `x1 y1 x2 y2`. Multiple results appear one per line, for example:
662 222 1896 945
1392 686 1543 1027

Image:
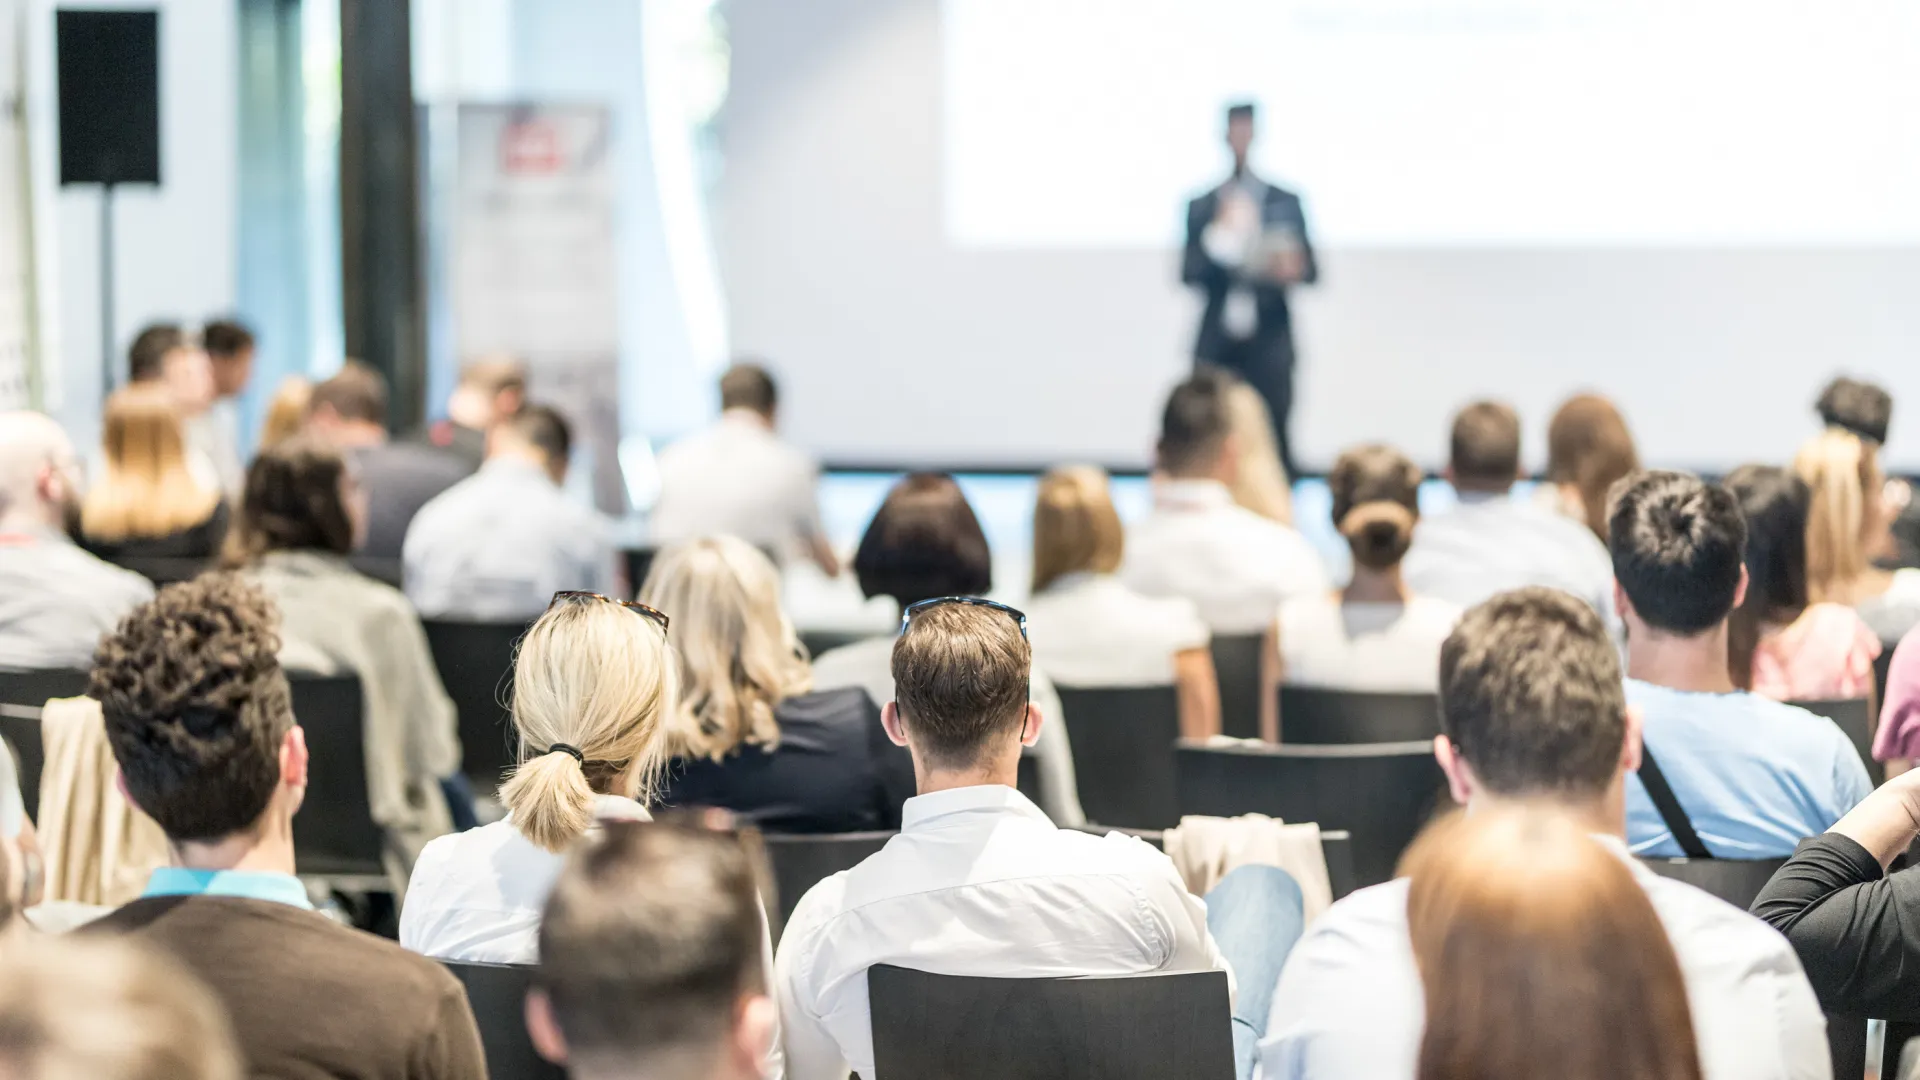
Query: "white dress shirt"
1277 593 1461 693
649 410 827 562
1401 491 1615 616
809 636 1085 827
1122 479 1329 634
1027 571 1210 687
402 457 618 621
774 785 1231 1080
1257 835 1829 1080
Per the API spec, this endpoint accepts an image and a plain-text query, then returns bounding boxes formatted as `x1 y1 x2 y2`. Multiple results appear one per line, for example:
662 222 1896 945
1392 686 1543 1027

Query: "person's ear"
733 994 779 1079
1731 564 1750 611
1018 703 1043 748
1433 735 1475 806
1216 433 1242 483
1620 704 1645 775
1612 581 1634 625
524 989 568 1065
881 702 909 748
281 727 310 804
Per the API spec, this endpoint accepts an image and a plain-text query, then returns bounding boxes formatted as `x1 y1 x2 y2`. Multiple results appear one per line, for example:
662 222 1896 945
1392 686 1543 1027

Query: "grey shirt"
0 526 154 671
1401 491 1616 615
402 459 617 621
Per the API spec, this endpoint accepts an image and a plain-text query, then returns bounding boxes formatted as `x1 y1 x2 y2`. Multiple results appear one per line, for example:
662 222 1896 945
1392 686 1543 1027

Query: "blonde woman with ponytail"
1273 444 1460 706
1795 429 1920 647
648 536 915 832
400 591 678 963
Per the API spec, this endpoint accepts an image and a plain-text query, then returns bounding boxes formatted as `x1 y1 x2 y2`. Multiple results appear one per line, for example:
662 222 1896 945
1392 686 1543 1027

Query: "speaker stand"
98 182 116 395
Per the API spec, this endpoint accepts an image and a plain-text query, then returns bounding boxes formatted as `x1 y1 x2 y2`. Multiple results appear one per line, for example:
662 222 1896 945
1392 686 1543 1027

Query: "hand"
1215 190 1258 233
1267 248 1305 284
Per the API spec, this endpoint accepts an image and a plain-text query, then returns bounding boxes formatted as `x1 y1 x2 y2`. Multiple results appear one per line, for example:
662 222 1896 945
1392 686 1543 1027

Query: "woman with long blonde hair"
1404 807 1702 1080
81 384 226 564
1795 429 1920 645
401 591 678 961
648 536 912 832
1026 465 1219 738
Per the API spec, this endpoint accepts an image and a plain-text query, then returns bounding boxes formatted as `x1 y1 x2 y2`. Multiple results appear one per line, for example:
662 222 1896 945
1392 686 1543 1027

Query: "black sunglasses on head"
900 596 1028 640
548 591 671 633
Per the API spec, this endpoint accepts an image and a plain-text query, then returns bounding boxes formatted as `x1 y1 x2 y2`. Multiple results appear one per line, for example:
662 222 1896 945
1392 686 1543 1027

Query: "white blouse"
1278 593 1462 693
1026 572 1210 687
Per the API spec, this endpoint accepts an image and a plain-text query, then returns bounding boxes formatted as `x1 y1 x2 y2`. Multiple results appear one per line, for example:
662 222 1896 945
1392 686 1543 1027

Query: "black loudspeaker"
56 10 161 186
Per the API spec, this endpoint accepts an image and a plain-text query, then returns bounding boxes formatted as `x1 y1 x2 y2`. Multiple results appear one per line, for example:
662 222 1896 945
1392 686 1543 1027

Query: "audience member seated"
1025 465 1218 738
1124 366 1327 634
1261 587 1826 1080
0 936 242 1080
1542 392 1640 542
200 318 256 500
125 323 227 493
647 537 909 832
1874 624 1920 776
80 385 229 566
404 404 617 621
305 362 471 567
83 575 486 1077
1400 808 1706 1080
1724 464 1879 701
1278 444 1459 694
529 822 777 1080
225 436 463 876
257 375 310 450
422 356 526 470
1612 471 1871 858
1401 401 1613 613
0 411 153 669
775 600 1305 1080
1820 375 1920 571
1797 428 1920 646
809 472 1085 826
1754 749 1920 1024
402 590 675 962
1223 375 1293 525
651 363 840 576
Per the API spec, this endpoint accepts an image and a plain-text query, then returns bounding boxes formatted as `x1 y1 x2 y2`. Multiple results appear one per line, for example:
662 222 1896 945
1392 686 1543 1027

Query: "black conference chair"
286 675 388 883
1637 855 1788 910
421 619 529 791
869 964 1234 1080
1278 687 1439 745
1791 698 1879 785
1057 685 1181 829
1209 635 1265 740
798 629 867 659
441 961 567 1080
763 831 894 943
621 547 658 593
0 669 91 818
349 555 406 589
1175 739 1446 888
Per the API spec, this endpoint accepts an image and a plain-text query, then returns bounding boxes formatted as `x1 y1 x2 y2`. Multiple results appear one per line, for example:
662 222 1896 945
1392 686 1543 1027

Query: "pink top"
1875 624 1920 761
1750 603 1881 703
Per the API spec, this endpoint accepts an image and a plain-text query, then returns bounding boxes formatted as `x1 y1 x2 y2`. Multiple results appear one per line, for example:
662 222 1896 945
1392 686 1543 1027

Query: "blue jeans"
1205 865 1306 1080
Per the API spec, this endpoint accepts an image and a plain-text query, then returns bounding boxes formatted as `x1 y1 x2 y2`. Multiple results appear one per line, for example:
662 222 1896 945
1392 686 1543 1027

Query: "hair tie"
545 743 586 765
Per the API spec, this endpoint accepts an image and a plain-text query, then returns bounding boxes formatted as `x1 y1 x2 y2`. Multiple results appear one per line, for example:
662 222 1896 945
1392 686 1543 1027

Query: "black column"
339 0 423 430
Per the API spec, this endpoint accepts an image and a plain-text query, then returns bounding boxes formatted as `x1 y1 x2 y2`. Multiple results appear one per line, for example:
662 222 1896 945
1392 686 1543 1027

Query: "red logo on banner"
501 121 565 174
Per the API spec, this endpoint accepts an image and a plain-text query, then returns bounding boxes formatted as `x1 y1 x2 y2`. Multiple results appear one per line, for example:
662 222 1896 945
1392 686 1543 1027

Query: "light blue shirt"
1624 678 1873 858
1401 491 1614 616
141 868 314 910
402 458 617 621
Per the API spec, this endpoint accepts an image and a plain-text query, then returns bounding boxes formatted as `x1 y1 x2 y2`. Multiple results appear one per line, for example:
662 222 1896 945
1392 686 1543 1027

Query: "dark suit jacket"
1182 178 1318 363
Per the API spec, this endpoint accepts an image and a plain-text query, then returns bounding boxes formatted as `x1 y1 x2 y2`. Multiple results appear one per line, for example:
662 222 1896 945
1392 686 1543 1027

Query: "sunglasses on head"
548 591 670 633
900 596 1028 640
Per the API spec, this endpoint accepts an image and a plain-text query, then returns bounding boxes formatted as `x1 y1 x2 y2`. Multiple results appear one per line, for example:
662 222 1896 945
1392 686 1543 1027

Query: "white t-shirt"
1026 572 1210 687
1859 567 1920 646
1277 593 1461 693
1122 479 1329 635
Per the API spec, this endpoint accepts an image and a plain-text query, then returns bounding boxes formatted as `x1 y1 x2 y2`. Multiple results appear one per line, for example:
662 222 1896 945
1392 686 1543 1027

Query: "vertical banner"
0 0 33 410
453 103 622 512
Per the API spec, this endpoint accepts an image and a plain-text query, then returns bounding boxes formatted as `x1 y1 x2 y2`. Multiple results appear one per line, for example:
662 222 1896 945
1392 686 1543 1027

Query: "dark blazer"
84 501 229 573
1182 178 1319 364
660 687 915 834
350 443 475 562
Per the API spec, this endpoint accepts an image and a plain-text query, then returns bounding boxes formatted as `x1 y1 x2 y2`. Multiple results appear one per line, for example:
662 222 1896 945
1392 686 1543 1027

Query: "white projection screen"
720 0 1920 472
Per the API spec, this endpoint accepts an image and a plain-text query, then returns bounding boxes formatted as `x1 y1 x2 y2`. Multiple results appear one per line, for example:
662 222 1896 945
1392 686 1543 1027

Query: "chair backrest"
1791 698 1879 785
1209 635 1264 740
421 619 529 790
287 675 385 878
1056 685 1181 829
1636 855 1789 910
0 669 91 818
622 547 658 593
1175 739 1445 888
868 964 1234 1080
1278 687 1439 744
440 961 567 1080
763 831 895 943
799 628 867 660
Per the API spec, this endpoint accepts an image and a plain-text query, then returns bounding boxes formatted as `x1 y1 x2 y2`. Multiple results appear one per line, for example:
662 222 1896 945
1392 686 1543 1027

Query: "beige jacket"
37 696 168 906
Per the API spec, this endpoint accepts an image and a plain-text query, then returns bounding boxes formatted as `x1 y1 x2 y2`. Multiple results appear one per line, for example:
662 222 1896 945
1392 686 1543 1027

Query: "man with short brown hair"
1403 399 1613 612
775 599 1305 1080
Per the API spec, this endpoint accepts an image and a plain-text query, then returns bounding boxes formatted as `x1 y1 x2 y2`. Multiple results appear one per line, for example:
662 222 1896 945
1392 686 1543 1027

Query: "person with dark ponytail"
1274 445 1460 700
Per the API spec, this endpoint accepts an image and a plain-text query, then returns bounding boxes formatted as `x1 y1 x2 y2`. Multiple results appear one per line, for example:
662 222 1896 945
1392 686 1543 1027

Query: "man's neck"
1451 481 1514 500
1625 621 1737 694
1471 790 1624 841
571 1047 737 1080
171 819 297 876
324 422 386 449
721 407 773 431
0 506 59 537
913 756 1020 797
486 445 550 477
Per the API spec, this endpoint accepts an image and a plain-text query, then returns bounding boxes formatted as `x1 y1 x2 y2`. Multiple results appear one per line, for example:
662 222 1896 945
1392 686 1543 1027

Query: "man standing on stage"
1183 102 1317 477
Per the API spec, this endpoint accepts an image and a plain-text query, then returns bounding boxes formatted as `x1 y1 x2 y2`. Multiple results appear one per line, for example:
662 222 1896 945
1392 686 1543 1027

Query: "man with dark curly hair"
83 574 484 1079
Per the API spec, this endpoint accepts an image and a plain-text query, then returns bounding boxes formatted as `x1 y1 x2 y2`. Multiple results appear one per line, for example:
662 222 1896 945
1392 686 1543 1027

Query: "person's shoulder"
1406 595 1465 629
777 685 879 728
1636 869 1804 971
1285 879 1412 968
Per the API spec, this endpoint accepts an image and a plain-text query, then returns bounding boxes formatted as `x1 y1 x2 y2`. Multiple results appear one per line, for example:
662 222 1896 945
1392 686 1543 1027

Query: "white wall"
722 0 1920 473
25 0 237 445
